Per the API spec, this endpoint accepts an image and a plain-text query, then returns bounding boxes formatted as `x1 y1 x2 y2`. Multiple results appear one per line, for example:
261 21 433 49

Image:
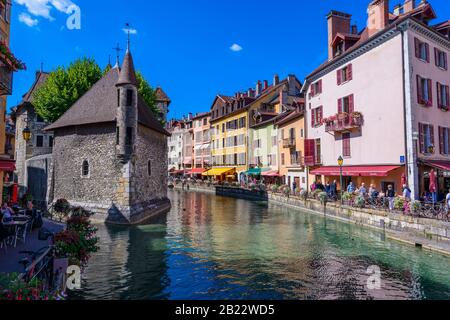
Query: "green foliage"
136 71 164 125
33 58 102 122
0 273 57 300
312 189 322 199
318 192 328 204
342 192 353 201
394 197 405 211
354 195 366 208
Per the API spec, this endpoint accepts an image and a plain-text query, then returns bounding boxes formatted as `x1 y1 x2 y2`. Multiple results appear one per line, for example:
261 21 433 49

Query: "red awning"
310 165 401 177
189 168 206 174
261 171 280 177
0 160 15 172
423 161 450 171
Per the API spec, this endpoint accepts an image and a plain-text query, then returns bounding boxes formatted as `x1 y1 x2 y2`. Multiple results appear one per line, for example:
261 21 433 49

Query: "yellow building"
206 75 303 181
0 1 23 202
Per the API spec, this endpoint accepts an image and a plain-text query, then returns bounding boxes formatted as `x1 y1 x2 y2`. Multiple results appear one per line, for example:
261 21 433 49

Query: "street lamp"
22 126 31 142
428 144 435 154
338 156 344 204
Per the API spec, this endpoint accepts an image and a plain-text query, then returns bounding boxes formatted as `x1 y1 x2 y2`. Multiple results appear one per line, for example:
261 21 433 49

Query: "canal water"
74 190 450 300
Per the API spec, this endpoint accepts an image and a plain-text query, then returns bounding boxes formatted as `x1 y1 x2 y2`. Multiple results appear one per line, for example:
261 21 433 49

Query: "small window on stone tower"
126 127 133 145
117 89 120 107
82 160 89 177
126 89 133 106
116 127 120 145
148 160 152 176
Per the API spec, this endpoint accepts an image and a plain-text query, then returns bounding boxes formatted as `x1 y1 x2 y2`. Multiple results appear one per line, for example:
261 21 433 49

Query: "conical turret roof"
116 49 137 86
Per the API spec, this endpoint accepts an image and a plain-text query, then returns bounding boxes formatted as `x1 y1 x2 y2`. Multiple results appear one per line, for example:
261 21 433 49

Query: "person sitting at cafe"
25 201 38 220
1 203 13 223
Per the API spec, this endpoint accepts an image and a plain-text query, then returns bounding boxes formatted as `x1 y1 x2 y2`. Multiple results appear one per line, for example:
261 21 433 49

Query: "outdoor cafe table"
3 220 28 248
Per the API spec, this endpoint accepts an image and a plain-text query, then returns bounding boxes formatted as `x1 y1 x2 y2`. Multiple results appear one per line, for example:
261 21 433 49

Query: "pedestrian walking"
386 185 396 211
446 189 450 212
347 181 356 193
359 183 367 197
330 180 337 200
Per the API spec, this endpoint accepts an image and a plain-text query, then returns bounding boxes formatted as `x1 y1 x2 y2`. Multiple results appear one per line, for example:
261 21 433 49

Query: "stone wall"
52 123 122 209
26 154 52 207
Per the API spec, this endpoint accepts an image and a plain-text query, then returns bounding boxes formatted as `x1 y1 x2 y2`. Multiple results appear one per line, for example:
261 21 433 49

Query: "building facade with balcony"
303 0 449 199
275 104 307 191
192 112 211 176
167 119 187 174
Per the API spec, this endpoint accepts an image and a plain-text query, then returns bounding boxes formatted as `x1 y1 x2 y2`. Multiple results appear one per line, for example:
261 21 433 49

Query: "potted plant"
342 192 353 205
271 185 279 193
318 192 328 205
354 195 365 208
54 199 71 222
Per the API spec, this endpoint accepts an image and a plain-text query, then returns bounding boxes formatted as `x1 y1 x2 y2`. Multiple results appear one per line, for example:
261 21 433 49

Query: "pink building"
191 112 211 177
303 0 450 200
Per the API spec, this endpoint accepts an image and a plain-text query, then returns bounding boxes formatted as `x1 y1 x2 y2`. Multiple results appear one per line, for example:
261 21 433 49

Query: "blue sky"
9 0 450 119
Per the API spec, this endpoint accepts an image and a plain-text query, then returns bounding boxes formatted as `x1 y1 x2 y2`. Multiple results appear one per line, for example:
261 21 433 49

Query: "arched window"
147 160 152 176
82 160 89 177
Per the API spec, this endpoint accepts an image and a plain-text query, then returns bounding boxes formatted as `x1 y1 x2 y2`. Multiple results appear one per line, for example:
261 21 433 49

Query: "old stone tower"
45 48 171 225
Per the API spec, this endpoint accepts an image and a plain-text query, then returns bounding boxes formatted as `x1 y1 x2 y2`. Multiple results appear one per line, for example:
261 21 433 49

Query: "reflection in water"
74 190 450 300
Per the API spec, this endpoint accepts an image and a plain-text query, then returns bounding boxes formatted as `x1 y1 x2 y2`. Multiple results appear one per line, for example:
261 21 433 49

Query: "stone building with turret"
45 48 171 225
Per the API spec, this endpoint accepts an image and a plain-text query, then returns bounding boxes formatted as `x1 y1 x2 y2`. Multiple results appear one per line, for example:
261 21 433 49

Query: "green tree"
136 71 164 125
33 58 102 123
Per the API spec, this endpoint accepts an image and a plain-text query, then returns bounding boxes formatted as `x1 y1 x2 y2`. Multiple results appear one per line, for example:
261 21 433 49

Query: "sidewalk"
0 219 65 274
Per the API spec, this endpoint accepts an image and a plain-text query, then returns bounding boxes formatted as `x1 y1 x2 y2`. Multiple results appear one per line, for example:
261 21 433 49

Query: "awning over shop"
245 168 262 175
310 165 401 177
261 170 280 177
0 160 15 172
188 168 206 175
423 161 450 172
202 168 236 176
169 170 185 175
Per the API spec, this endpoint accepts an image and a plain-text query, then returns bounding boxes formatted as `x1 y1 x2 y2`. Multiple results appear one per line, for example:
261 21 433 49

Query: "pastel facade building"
192 112 211 176
303 0 450 199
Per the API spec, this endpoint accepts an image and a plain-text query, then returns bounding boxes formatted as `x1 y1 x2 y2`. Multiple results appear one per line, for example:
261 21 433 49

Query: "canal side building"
45 48 171 224
303 0 450 199
191 112 211 176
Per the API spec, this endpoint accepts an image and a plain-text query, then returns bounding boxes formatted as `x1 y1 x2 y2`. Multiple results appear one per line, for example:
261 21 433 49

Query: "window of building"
311 106 323 127
337 64 352 85
117 89 120 107
49 136 54 148
126 127 133 145
439 127 450 155
435 48 448 70
281 129 285 140
82 160 89 177
338 95 354 113
36 135 43 147
315 139 322 164
203 118 208 126
148 160 152 176
300 128 304 138
116 127 120 145
419 123 435 154
417 76 433 106
342 133 351 157
281 153 285 166
415 38 430 62
272 135 277 147
36 114 44 123
437 82 450 110
126 89 133 106
310 80 322 97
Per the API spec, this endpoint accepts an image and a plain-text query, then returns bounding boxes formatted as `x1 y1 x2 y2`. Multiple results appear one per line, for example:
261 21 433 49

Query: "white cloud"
230 43 243 52
14 0 76 21
18 12 39 27
123 27 138 35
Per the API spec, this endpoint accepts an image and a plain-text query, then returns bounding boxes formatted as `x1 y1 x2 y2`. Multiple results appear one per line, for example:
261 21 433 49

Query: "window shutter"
417 75 423 104
347 64 353 81
311 84 315 97
437 82 442 108
427 79 433 105
304 139 316 166
318 106 323 123
349 94 355 113
338 98 343 113
430 125 435 152
425 43 430 63
318 80 322 94
414 38 420 58
337 69 342 85
311 108 315 127
439 126 444 154
445 52 448 70
435 48 439 67
419 123 425 154
446 86 450 107
448 128 450 154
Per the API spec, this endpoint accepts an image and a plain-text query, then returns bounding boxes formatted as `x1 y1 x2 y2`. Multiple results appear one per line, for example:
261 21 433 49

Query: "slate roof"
22 72 49 103
45 66 169 136
116 50 137 86
155 87 171 103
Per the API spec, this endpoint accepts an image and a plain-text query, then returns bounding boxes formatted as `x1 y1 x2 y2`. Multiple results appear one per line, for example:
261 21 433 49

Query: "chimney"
287 74 297 96
351 25 358 34
367 0 390 38
256 80 262 96
327 10 352 60
248 88 254 98
263 80 269 91
393 4 402 15
279 87 288 106
403 0 415 12
273 74 279 86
